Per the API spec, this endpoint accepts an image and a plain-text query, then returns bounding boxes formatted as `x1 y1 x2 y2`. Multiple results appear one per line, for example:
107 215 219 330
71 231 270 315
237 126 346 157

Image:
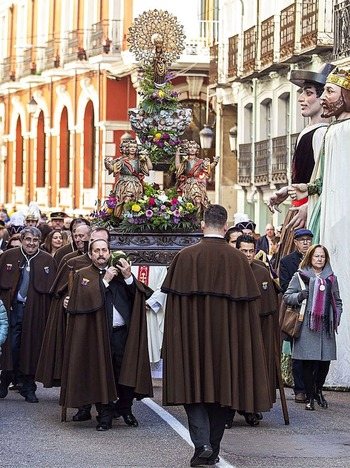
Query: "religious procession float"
91 10 219 265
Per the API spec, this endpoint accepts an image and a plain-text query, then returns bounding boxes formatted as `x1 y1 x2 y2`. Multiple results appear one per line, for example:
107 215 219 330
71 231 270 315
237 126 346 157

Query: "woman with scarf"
284 244 342 411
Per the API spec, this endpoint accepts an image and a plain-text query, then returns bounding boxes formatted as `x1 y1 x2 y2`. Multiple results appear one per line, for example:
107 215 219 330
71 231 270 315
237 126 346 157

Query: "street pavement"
1 379 350 467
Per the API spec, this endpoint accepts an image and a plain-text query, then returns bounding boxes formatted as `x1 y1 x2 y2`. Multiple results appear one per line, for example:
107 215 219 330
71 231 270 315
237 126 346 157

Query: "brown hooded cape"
0 247 57 374
161 237 272 413
36 253 91 387
251 261 279 403
59 264 153 408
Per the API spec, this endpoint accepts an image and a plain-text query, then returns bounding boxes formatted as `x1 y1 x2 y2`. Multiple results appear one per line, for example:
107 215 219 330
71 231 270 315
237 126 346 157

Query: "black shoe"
225 409 235 429
305 399 315 411
24 391 39 403
0 382 8 399
122 413 139 427
96 422 111 431
238 411 259 426
190 445 213 467
72 409 92 422
255 412 263 420
315 390 328 408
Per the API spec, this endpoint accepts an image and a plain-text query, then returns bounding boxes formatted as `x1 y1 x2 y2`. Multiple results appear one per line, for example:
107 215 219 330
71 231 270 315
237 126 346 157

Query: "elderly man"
161 205 271 467
0 227 56 402
54 217 90 265
59 239 152 431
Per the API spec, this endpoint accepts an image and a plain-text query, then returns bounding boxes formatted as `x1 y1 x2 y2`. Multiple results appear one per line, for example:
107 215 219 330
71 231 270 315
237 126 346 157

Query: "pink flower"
171 198 178 205
149 197 155 206
146 210 153 218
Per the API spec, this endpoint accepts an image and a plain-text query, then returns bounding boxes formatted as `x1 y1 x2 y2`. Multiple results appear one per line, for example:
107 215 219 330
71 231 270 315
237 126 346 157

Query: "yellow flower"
107 208 113 214
155 132 162 139
158 90 166 98
132 204 141 212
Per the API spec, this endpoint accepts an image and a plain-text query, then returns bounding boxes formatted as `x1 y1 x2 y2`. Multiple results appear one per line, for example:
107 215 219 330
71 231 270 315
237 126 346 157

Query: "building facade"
210 0 349 232
0 0 218 215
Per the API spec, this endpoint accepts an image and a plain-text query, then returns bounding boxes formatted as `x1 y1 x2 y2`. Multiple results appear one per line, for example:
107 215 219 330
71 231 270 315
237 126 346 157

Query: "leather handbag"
281 274 307 338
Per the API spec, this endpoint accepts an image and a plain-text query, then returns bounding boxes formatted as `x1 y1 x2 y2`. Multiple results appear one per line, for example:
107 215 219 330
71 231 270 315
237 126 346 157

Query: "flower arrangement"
91 183 201 233
128 66 191 164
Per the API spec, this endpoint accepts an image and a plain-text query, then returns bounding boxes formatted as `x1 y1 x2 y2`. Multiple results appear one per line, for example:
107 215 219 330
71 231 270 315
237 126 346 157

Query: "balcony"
260 17 274 70
333 0 350 60
17 47 38 80
209 44 218 85
300 0 333 55
88 19 122 63
280 4 296 62
254 139 269 186
271 136 288 184
238 143 252 186
227 35 239 79
0 56 16 83
242 26 257 77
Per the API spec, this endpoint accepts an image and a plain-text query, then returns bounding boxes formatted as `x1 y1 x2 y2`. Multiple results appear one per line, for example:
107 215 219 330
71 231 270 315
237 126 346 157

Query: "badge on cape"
44 266 50 274
262 281 268 290
6 264 12 271
81 278 90 286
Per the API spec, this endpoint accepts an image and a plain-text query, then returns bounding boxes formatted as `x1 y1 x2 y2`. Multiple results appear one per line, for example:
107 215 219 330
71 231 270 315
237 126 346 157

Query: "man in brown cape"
36 227 109 393
0 227 57 402
161 205 272 467
59 239 153 431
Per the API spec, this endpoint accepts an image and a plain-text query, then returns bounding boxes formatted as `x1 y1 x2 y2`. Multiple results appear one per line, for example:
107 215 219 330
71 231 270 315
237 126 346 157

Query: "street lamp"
228 125 238 152
199 124 214 150
27 96 38 114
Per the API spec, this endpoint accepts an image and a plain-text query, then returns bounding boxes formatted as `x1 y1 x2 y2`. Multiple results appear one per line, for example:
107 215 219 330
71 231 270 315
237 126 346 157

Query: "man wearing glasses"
279 228 314 404
0 227 57 402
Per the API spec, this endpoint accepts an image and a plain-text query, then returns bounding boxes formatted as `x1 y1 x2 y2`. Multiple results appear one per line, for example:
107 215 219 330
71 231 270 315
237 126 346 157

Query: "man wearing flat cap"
268 63 334 266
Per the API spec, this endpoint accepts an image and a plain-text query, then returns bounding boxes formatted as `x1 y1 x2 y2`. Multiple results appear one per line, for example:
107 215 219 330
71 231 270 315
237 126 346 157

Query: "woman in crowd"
284 245 342 410
42 230 63 256
6 235 22 249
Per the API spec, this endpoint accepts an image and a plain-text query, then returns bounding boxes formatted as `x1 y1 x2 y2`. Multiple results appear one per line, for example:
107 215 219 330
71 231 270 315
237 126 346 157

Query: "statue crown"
326 68 350 91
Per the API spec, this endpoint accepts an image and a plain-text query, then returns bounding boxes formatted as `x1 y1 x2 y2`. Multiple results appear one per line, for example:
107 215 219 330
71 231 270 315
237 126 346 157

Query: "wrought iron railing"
261 16 274 68
238 143 252 186
280 3 295 60
243 26 256 75
227 34 238 79
88 19 121 57
254 139 270 186
334 0 350 60
271 136 288 184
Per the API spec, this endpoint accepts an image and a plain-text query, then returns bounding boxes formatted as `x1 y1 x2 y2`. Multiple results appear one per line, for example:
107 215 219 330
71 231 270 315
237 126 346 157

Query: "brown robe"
0 247 57 374
36 253 91 387
54 242 76 267
251 262 279 403
59 264 153 409
161 237 273 413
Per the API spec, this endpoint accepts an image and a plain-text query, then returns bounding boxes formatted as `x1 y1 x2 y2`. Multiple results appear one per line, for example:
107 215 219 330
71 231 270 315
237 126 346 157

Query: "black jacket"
279 250 303 293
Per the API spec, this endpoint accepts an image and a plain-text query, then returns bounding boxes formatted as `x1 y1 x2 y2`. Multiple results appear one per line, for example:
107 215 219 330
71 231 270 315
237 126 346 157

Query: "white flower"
158 193 169 203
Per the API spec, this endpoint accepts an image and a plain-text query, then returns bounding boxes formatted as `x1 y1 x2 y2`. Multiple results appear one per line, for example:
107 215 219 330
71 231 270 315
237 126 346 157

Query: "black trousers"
82 326 134 424
0 301 36 394
184 403 229 459
302 360 330 400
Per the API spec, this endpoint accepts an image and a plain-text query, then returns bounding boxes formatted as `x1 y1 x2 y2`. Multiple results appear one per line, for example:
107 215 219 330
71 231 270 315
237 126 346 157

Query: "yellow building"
0 0 219 216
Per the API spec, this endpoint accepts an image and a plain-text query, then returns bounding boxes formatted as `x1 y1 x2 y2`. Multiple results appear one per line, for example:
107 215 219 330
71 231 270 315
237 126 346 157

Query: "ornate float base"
109 231 202 266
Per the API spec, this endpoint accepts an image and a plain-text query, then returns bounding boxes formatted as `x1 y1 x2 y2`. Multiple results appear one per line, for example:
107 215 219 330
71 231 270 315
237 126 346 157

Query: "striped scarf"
299 264 339 335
